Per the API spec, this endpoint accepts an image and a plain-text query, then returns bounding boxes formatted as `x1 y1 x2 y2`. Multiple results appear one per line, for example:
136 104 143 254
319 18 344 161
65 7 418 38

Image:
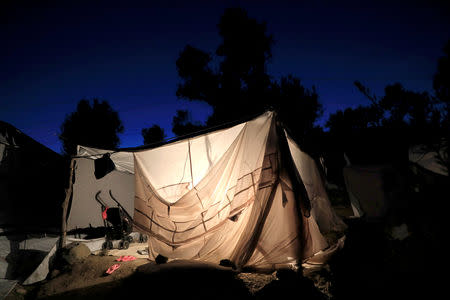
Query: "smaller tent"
343 164 396 219
343 141 448 220
409 144 448 177
1 121 65 289
67 147 134 232
408 143 448 218
0 121 65 231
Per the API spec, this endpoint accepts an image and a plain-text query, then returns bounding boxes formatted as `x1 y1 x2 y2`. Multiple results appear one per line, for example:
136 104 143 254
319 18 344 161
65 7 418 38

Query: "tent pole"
60 158 76 249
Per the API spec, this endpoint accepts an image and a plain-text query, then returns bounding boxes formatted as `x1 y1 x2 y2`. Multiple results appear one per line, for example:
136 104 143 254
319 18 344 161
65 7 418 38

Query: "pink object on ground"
105 263 120 274
116 255 136 262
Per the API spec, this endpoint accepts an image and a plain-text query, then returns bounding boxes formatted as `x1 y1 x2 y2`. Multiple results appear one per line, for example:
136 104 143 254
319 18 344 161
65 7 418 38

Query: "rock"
15 287 27 295
61 242 91 265
155 254 168 264
276 268 299 282
49 269 61 279
219 259 237 270
389 223 410 241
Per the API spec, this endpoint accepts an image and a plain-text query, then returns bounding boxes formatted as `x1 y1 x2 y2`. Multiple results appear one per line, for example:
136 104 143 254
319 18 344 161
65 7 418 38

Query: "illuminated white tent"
68 111 346 270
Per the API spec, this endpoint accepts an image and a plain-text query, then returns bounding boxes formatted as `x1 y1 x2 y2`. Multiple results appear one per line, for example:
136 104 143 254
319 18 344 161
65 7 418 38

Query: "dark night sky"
1 0 449 153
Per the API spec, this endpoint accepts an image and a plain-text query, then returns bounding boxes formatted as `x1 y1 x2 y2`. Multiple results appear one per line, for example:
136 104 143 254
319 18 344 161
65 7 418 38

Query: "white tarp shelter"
0 121 64 231
343 165 393 219
67 148 134 231
343 142 448 220
68 111 346 271
409 144 448 177
0 121 65 291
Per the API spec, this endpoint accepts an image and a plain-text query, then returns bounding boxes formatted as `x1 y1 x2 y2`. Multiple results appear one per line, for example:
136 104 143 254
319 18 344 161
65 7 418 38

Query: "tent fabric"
68 111 345 270
343 165 391 219
286 133 347 233
409 144 448 177
77 145 134 174
0 121 64 231
68 124 244 231
133 111 344 270
67 156 135 231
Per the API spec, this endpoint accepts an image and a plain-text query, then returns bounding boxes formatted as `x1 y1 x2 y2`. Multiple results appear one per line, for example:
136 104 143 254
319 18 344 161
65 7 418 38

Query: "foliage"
59 99 123 156
171 110 206 137
175 8 322 147
326 105 381 134
433 41 450 111
339 81 440 137
432 40 450 172
141 124 166 145
326 40 450 172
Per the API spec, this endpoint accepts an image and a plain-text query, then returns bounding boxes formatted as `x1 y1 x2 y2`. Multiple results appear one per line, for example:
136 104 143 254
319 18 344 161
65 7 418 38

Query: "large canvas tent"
68 111 346 270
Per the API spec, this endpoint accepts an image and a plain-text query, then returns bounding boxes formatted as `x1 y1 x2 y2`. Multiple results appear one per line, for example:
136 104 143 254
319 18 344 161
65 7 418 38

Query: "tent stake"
60 158 76 249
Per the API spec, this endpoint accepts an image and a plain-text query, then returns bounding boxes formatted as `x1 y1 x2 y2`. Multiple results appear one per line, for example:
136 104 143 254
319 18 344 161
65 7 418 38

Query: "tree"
171 110 206 137
271 75 322 144
175 8 321 146
142 125 166 145
351 81 440 144
326 105 380 135
326 52 447 168
432 40 450 173
59 99 124 156
433 40 450 112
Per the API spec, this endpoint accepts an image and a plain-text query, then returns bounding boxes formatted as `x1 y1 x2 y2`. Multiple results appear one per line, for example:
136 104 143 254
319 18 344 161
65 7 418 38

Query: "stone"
61 242 91 265
49 269 61 279
155 254 168 264
15 287 27 295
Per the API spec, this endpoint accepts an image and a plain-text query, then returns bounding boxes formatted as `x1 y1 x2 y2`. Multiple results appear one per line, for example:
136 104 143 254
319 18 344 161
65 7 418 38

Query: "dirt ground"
5 199 445 300
5 243 330 299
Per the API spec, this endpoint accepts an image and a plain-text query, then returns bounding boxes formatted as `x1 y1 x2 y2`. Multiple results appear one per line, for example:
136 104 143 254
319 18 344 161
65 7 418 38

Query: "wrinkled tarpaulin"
134 112 346 270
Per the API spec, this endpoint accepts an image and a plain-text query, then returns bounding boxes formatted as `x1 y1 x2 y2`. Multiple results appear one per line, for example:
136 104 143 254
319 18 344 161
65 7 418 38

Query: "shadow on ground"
11 210 446 300
328 217 445 300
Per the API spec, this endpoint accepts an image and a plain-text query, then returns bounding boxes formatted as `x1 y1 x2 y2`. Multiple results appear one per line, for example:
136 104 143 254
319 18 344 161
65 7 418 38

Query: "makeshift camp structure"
67 111 346 271
0 121 65 231
343 142 448 220
1 121 65 292
409 144 448 177
343 164 398 219
408 143 448 221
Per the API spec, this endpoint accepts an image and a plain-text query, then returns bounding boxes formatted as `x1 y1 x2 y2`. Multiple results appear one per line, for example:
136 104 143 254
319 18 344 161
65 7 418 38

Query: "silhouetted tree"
59 99 124 156
172 110 205 137
432 40 450 172
354 80 439 129
176 45 218 103
326 105 380 135
271 75 322 146
142 125 166 145
324 104 386 174
326 47 448 169
353 81 440 136
433 40 450 114
176 8 321 147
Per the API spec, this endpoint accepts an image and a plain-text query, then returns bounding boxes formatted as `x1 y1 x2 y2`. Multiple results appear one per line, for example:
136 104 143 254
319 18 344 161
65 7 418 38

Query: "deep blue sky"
1 0 449 153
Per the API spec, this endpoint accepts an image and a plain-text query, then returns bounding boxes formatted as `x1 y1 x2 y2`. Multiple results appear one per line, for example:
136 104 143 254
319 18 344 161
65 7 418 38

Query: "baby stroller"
95 190 134 250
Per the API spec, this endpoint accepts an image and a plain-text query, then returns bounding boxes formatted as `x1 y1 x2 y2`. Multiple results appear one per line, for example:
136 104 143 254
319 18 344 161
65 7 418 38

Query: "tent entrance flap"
94 153 115 179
